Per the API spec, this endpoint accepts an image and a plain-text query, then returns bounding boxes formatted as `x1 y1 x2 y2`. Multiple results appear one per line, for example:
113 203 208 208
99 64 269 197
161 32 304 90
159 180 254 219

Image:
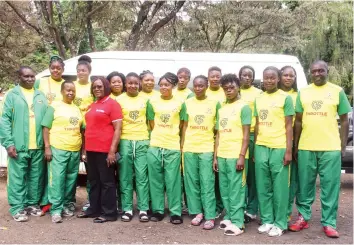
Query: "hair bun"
78 55 92 64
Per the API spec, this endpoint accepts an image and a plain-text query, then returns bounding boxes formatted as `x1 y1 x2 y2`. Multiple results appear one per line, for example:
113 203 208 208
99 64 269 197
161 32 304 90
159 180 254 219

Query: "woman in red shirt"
77 76 123 223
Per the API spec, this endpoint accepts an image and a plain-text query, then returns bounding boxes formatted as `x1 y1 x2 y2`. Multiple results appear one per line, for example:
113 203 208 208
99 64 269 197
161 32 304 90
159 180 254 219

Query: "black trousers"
85 151 117 220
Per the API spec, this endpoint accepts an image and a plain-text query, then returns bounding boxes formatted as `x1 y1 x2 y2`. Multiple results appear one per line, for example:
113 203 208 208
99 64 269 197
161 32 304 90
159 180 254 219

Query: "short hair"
60 80 75 92
220 73 240 88
177 67 191 78
106 71 126 92
18 66 34 75
159 72 178 86
126 72 140 80
49 55 65 68
91 76 111 98
139 70 153 80
279 66 298 92
239 65 255 81
208 66 222 74
263 66 281 79
77 55 92 72
193 75 208 86
311 60 328 72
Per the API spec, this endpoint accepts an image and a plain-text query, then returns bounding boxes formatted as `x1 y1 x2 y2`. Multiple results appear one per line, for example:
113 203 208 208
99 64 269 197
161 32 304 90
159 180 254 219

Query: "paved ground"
0 173 352 244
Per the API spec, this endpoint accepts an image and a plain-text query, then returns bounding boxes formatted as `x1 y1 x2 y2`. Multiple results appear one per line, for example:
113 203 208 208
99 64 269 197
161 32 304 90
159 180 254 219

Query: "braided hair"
158 72 178 86
49 55 65 68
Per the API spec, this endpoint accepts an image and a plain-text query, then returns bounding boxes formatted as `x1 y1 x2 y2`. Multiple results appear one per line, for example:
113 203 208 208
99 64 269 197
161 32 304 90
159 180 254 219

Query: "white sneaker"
268 226 284 237
13 210 29 222
245 212 257 220
52 214 63 223
258 223 274 234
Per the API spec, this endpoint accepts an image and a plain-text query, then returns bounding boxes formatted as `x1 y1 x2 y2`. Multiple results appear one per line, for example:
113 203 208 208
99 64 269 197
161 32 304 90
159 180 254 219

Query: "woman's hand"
81 149 87 163
213 158 218 172
283 150 292 166
236 155 245 171
44 146 52 162
106 151 116 167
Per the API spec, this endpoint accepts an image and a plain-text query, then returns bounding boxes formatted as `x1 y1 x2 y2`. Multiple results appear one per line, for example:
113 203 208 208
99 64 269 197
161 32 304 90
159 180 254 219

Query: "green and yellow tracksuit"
216 100 251 229
254 89 294 230
0 85 48 216
295 82 351 228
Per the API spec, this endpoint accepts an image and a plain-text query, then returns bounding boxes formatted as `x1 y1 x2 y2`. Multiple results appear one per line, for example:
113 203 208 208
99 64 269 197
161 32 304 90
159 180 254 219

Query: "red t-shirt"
85 96 123 153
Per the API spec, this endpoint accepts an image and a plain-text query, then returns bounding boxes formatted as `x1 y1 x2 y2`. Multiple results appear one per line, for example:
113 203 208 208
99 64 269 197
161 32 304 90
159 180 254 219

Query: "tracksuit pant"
183 152 216 220
85 151 117 220
287 160 298 218
7 149 45 216
255 145 289 230
147 147 181 216
218 157 247 228
245 133 258 215
118 139 149 212
48 147 80 215
296 150 341 228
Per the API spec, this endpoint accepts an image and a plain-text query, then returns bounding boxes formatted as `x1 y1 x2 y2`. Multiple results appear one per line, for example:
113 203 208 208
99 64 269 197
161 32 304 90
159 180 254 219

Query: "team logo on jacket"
220 118 228 128
160 114 170 124
73 98 82 107
311 100 323 111
69 116 79 126
194 115 205 125
129 110 139 121
259 109 268 120
46 92 56 101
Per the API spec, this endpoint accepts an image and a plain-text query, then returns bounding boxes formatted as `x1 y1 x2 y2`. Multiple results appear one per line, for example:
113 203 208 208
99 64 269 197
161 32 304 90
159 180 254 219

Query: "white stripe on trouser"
132 141 137 161
161 148 165 167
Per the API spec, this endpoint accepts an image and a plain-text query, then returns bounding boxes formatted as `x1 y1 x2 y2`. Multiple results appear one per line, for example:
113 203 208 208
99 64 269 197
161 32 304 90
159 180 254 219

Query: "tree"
124 1 185 50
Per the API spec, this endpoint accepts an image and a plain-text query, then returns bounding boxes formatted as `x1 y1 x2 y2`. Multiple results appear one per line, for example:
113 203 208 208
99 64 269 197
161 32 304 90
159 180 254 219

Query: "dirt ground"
0 173 352 244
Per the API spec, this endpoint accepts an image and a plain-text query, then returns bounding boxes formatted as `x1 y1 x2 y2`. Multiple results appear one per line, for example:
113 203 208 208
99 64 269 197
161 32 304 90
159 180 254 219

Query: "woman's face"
222 82 239 101
92 79 105 99
177 71 190 90
49 61 64 81
281 68 296 90
159 78 173 97
126 76 140 96
263 69 279 92
110 76 123 94
240 68 254 89
141 73 155 93
77 64 90 82
208 70 221 89
61 83 76 103
193 78 207 99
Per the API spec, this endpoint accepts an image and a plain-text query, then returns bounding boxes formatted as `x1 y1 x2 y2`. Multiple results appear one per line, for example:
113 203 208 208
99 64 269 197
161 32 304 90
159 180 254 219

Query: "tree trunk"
86 1 96 52
54 0 75 57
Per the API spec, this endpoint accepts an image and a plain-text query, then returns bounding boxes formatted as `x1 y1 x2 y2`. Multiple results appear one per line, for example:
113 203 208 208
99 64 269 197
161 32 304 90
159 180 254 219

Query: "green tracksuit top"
0 85 48 151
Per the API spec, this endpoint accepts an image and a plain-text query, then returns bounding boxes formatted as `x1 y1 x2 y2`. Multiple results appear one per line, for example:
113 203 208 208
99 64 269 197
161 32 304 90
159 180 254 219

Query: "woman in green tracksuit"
213 74 251 236
278 66 298 221
117 72 150 222
146 72 185 224
41 81 84 223
254 66 294 237
180 75 219 230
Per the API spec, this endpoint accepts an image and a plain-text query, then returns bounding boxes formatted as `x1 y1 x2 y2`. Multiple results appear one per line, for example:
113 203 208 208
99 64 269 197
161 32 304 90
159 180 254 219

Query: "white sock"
139 211 147 215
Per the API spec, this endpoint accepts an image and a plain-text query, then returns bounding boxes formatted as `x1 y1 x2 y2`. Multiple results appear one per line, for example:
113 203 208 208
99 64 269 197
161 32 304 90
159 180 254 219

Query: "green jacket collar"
12 85 42 100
